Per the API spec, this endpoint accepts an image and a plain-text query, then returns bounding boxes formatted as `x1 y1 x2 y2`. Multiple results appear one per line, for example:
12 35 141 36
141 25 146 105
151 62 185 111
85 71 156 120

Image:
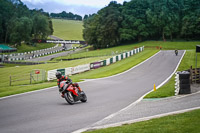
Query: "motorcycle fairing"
67 85 78 96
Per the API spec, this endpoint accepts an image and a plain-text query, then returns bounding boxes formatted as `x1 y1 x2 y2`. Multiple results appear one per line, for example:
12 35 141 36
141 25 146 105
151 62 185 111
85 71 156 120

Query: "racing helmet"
55 71 62 79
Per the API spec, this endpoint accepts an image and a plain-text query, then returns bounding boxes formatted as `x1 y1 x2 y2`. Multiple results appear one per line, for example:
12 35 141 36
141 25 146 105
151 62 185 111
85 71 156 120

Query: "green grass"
52 19 83 40
54 41 200 61
70 50 158 81
137 41 199 50
85 109 200 133
145 50 200 98
53 44 142 61
0 56 112 97
0 49 157 97
1 41 200 98
1 63 27 67
16 43 56 53
0 43 56 54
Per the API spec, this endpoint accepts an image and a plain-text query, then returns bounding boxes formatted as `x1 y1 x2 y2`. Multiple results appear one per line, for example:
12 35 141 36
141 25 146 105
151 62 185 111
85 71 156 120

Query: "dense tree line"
50 11 82 21
83 0 200 49
0 0 53 46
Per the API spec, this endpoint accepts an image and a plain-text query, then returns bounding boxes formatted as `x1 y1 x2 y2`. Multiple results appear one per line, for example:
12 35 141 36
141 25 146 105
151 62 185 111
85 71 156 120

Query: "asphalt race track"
26 48 81 62
0 50 185 133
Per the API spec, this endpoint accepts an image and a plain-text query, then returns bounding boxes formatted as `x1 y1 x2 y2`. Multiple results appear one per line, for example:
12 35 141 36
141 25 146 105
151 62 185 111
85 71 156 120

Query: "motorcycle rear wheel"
64 92 75 105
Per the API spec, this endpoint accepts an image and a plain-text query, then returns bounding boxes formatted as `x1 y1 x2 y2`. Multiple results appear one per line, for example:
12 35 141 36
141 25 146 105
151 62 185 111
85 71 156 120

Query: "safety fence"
9 69 46 86
47 46 144 81
10 73 32 86
3 60 45 65
7 44 62 61
190 66 200 83
1 44 67 61
9 44 58 56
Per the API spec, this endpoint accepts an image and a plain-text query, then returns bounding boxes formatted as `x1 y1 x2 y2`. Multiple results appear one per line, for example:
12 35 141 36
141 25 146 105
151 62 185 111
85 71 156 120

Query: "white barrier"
47 69 57 81
175 72 180 95
71 64 90 75
47 64 90 81
47 46 144 81
65 67 72 75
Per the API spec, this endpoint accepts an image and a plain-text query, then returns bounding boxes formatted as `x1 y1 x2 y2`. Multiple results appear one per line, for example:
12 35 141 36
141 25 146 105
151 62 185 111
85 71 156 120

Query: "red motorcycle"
59 81 87 105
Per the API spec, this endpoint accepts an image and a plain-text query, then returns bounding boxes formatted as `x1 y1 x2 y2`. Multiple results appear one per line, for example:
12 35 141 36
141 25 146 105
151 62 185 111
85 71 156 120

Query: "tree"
32 14 51 39
83 1 122 49
9 17 33 45
146 0 169 41
83 14 99 48
83 0 199 46
120 0 150 42
181 0 200 39
0 0 15 43
83 15 89 20
48 19 54 35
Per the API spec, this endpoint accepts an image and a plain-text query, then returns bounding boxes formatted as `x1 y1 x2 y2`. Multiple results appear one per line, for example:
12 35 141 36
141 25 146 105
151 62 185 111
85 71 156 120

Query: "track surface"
26 48 81 62
0 50 184 133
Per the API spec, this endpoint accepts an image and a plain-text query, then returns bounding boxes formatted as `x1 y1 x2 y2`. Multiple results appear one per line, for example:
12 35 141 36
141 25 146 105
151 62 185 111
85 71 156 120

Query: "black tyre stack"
179 71 191 94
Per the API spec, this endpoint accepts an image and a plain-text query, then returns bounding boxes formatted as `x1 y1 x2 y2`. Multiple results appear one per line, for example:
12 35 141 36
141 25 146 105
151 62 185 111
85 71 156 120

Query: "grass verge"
85 109 200 133
52 19 83 40
0 56 110 97
70 50 158 81
0 49 158 97
145 50 200 98
16 43 56 53
1 41 200 98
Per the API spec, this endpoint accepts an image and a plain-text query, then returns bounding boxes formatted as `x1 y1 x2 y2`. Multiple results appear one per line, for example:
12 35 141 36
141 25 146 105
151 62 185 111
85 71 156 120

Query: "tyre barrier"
175 71 191 95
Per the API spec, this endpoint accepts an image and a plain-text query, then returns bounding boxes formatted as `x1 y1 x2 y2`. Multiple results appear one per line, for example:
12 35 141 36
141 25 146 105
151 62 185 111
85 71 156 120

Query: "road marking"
73 50 186 133
72 106 200 133
80 51 161 82
0 51 161 100
156 50 186 89
175 90 200 99
0 86 57 100
92 50 186 125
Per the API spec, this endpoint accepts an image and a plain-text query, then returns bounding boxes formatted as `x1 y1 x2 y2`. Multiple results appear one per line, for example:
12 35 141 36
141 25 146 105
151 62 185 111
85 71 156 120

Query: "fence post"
30 73 32 84
44 70 46 81
10 75 11 86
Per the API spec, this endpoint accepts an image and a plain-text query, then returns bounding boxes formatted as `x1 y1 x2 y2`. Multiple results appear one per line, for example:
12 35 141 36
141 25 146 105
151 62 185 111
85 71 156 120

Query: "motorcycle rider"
175 49 178 56
55 71 82 98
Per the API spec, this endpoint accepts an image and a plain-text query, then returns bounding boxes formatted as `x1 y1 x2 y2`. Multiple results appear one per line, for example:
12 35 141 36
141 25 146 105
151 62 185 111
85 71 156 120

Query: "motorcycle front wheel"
80 91 87 102
64 92 75 105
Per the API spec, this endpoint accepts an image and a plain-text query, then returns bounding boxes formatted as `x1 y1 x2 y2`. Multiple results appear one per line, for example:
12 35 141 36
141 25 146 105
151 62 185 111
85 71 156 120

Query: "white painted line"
0 50 159 100
87 50 186 125
73 106 200 133
0 86 57 100
156 50 186 89
80 51 161 83
175 90 200 99
73 50 186 133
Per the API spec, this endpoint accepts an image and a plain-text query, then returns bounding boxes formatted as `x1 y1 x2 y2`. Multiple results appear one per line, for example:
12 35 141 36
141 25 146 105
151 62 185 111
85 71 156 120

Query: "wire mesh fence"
9 69 46 86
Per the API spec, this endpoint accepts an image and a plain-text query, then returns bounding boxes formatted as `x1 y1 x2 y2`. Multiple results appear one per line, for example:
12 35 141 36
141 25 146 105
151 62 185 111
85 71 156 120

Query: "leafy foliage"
50 11 82 21
0 0 53 46
83 1 123 49
83 0 200 49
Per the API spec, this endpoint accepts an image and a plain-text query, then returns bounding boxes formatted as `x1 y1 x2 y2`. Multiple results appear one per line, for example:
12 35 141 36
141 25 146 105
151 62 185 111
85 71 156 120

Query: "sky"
21 0 131 16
